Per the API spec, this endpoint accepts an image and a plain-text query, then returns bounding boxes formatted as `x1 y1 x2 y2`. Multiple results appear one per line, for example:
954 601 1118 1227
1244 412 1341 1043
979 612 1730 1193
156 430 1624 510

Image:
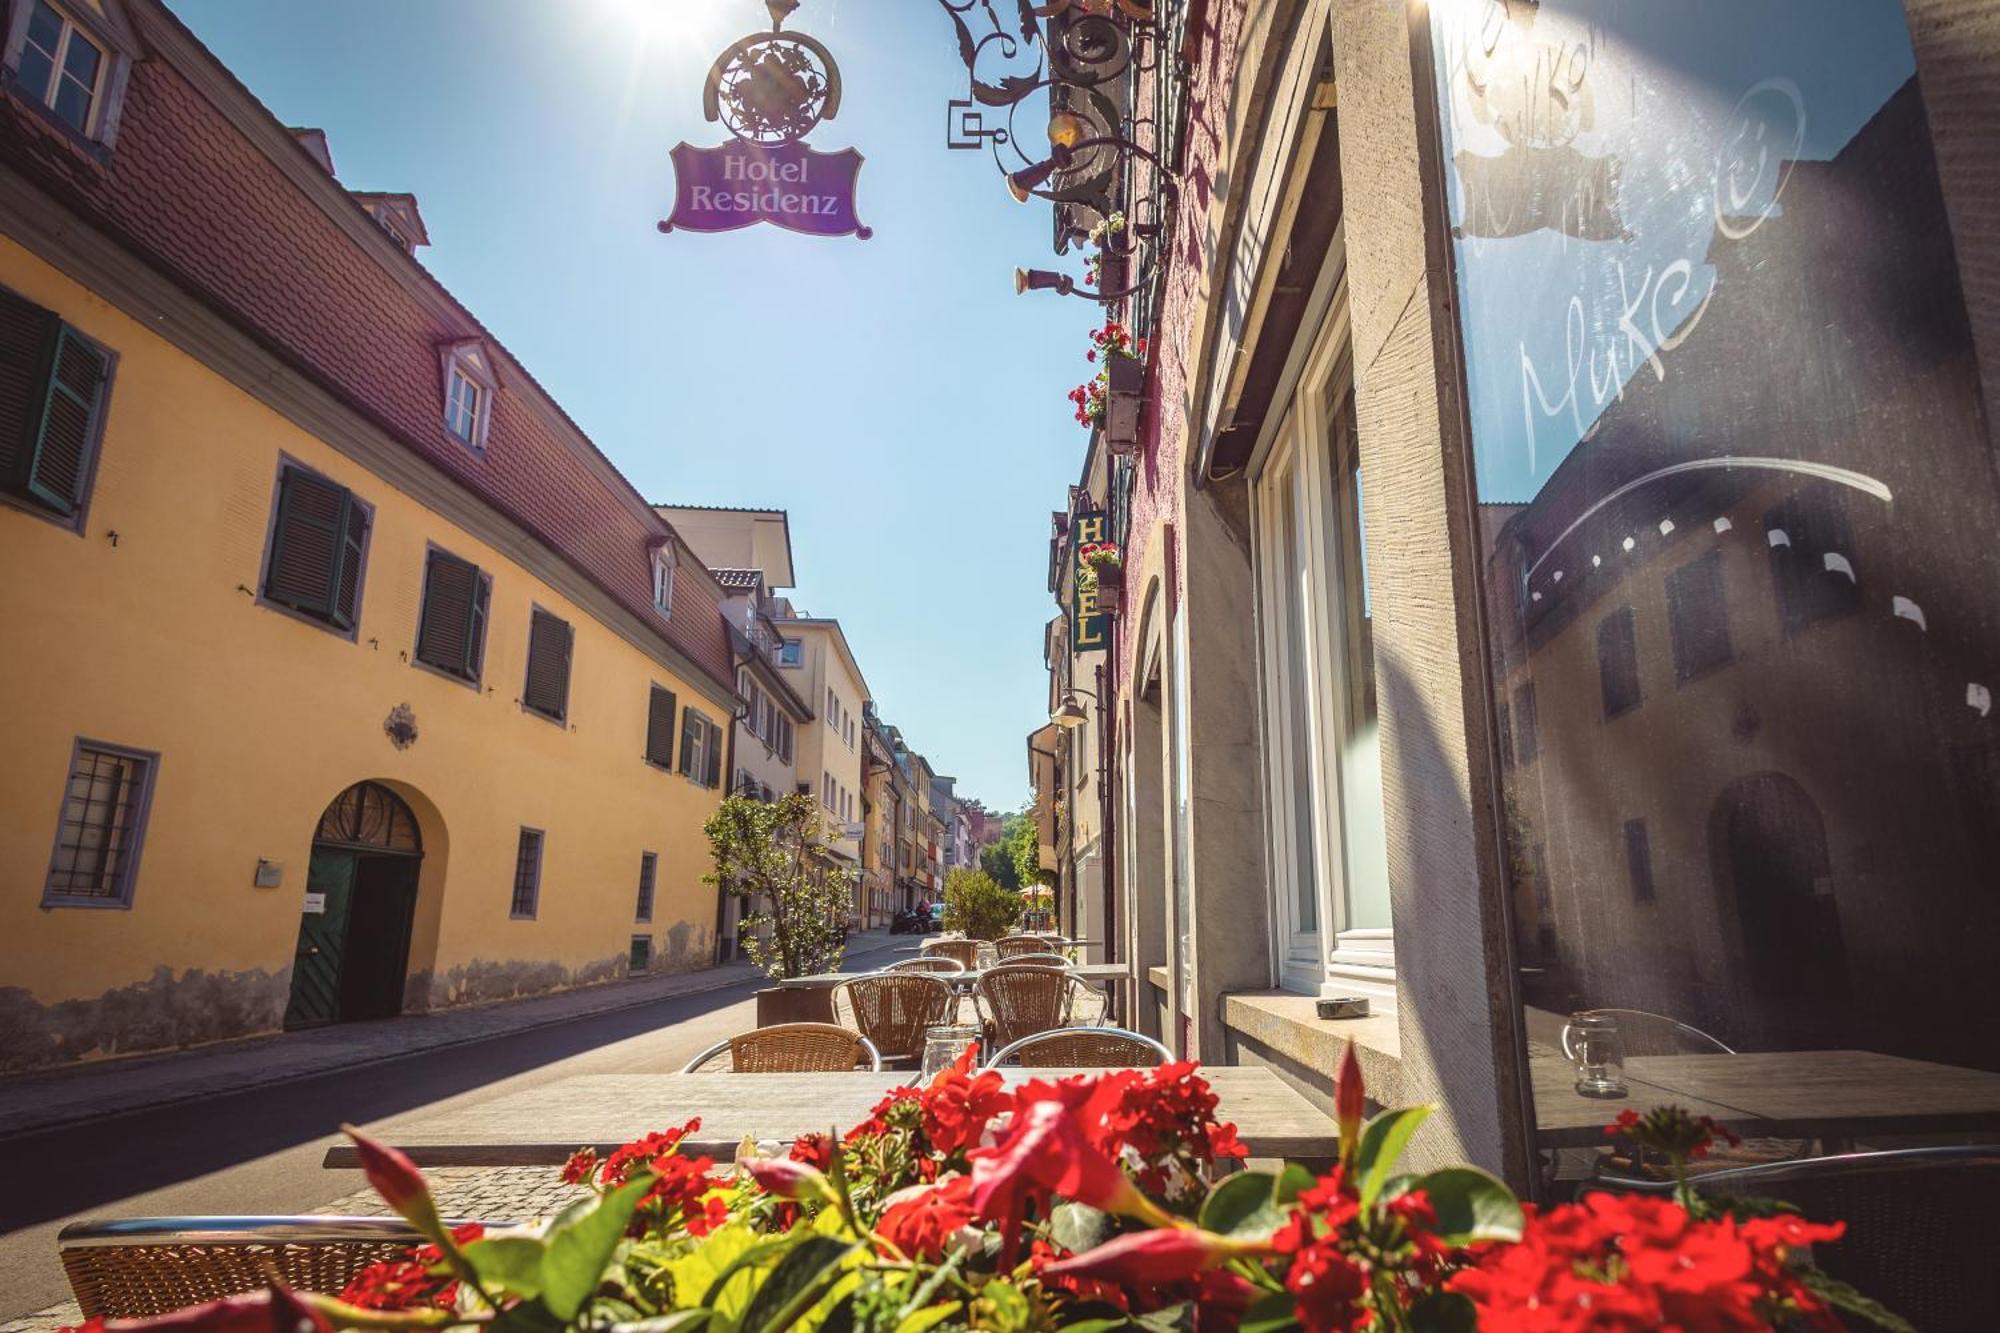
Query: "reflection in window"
1596 608 1641 718
1622 818 1654 902
1766 488 1860 637
1666 550 1732 683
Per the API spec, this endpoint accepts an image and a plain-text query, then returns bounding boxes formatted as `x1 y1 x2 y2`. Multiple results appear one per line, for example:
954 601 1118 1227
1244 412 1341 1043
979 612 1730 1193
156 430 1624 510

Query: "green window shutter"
24 327 110 516
333 491 368 629
679 705 699 775
265 467 350 623
524 610 573 720
704 717 724 788
646 686 677 767
416 550 484 679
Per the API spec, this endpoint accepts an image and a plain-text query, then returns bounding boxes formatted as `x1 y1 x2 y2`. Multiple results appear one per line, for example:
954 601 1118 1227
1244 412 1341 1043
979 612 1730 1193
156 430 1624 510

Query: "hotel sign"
662 141 870 239
660 5 869 242
1071 508 1110 653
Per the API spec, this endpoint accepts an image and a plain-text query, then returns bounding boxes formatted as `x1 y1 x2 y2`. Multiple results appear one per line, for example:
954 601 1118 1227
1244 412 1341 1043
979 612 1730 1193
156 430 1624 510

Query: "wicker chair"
1588 1145 2000 1332
887 955 964 975
58 1216 498 1318
835 973 956 1064
984 1027 1171 1069
974 964 1075 1047
995 936 1056 961
682 1022 881 1073
1003 951 1070 968
921 937 982 969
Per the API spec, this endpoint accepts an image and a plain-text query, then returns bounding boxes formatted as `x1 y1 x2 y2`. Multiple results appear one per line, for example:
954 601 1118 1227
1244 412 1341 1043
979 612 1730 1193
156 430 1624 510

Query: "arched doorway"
1709 771 1850 1044
284 782 424 1029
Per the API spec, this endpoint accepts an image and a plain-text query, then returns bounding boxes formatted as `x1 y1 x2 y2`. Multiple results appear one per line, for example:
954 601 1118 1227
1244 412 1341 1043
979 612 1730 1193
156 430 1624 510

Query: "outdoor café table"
322 1066 1335 1168
1529 1049 2000 1149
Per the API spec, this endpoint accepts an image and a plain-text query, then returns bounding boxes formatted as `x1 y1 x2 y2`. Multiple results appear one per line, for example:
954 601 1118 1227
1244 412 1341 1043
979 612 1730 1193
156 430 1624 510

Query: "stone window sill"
1222 990 1404 1112
1146 964 1171 992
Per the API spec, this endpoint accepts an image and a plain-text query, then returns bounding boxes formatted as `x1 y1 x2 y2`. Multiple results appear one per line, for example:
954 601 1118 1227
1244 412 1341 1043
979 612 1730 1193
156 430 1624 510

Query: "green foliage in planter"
939 865 1024 941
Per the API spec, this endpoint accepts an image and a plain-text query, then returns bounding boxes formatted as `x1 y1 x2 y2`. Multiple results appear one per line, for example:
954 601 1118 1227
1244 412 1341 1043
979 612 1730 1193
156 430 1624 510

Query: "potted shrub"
703 792 853 1025
940 865 1025 941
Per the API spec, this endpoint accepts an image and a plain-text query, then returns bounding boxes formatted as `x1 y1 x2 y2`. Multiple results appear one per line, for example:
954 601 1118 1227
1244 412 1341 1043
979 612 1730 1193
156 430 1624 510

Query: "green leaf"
611 1313 713 1333
1236 1289 1300 1333
696 1235 792 1310
891 1306 959 1333
462 1235 548 1298
1048 1201 1113 1254
1272 1163 1318 1208
1131 1303 1193 1332
541 1173 655 1319
1055 1320 1133 1333
1198 1170 1286 1241
1354 1106 1431 1210
1795 1269 1918 1333
1415 1166 1524 1245
741 1236 861 1333
490 1303 568 1333
1406 1291 1477 1333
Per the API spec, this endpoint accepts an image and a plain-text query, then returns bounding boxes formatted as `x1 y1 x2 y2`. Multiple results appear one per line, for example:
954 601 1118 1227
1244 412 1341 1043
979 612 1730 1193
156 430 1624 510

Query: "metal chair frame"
983 1026 1172 1069
1002 951 1071 967
681 1022 882 1073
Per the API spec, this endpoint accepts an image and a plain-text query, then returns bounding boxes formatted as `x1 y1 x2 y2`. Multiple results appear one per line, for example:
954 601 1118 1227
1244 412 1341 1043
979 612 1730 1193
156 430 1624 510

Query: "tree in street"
940 866 1024 940
703 792 851 979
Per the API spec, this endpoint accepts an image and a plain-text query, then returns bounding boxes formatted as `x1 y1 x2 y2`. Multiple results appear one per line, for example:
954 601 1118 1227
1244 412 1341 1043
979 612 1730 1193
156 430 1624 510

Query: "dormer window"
5 0 133 145
352 192 431 257
437 341 495 452
651 542 677 617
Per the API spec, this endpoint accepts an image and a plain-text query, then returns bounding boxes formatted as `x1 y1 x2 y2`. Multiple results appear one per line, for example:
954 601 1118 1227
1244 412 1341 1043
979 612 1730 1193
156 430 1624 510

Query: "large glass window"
1430 0 2000 1181
1250 299 1391 996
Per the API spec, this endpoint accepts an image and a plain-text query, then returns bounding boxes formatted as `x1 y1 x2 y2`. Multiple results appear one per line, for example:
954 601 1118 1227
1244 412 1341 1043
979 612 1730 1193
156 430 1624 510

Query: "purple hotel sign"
660 140 871 240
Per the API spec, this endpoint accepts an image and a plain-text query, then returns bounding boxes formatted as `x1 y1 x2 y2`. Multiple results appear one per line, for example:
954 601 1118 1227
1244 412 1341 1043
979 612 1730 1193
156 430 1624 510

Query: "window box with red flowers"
1079 540 1125 616
100 1051 1903 1333
1068 320 1147 458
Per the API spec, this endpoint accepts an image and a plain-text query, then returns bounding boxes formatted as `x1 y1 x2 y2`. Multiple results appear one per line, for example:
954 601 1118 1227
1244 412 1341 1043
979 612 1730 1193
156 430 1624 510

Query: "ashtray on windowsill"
1316 996 1370 1020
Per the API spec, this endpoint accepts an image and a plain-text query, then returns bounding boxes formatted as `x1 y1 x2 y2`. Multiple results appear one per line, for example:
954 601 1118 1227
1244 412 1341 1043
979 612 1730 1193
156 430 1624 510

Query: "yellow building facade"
0 0 740 1069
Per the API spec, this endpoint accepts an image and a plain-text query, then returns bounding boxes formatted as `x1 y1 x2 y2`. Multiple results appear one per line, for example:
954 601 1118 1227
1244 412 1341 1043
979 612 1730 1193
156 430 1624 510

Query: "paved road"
0 933 914 1321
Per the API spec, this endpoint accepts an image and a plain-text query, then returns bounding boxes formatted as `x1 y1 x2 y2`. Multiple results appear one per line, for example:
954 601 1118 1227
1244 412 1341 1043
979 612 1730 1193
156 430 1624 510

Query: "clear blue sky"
167 0 1094 810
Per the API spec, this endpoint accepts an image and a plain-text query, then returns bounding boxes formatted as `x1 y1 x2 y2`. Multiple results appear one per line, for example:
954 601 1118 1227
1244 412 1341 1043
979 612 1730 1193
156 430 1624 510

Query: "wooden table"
323 1066 1335 1168
1531 1049 2000 1148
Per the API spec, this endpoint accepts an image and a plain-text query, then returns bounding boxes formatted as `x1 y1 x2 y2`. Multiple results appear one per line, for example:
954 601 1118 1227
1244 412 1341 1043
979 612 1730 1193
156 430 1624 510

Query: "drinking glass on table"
1562 1011 1629 1098
921 1024 982 1081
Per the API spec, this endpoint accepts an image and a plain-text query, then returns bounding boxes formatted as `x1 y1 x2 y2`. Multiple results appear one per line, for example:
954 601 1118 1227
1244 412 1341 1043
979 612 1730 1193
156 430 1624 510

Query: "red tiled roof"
0 5 734 693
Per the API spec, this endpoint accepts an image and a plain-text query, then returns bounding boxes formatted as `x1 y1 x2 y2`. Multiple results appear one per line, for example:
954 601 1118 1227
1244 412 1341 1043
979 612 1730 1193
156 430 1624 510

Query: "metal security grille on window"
512 831 542 918
49 747 144 900
637 853 657 922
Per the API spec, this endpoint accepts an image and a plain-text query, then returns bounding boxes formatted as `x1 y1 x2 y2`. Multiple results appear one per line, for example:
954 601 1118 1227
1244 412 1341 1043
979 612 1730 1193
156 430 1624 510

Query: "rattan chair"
58 1216 500 1318
835 973 956 1064
887 955 964 975
1002 951 1070 968
995 936 1056 961
984 1026 1171 1069
682 1022 881 1073
973 964 1075 1047
920 937 982 969
1588 1145 1999 1332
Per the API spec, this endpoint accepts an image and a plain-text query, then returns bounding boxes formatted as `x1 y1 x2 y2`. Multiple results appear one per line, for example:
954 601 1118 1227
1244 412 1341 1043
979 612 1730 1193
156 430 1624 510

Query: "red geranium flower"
339 1223 485 1312
875 1173 976 1262
1038 1225 1266 1286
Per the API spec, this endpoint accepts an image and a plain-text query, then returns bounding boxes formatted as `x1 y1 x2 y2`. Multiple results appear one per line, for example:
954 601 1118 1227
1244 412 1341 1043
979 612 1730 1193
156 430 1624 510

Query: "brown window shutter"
646 686 677 767
524 610 573 720
416 550 484 679
0 286 58 495
266 468 353 624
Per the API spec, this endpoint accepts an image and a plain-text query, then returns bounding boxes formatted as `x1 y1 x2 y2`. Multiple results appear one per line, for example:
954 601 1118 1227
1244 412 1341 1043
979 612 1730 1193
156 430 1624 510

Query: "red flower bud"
1039 1226 1267 1285
342 1125 442 1239
1335 1042 1365 1162
96 1285 332 1333
741 1155 836 1204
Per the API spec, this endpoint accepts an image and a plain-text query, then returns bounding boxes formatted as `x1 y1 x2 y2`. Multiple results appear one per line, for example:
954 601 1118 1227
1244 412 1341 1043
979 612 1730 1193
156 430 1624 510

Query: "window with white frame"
651 543 676 617
437 341 495 452
6 0 130 143
1249 292 1394 999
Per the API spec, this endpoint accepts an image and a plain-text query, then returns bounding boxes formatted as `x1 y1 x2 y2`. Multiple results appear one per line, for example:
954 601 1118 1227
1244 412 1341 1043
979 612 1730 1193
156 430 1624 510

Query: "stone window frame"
41 736 160 910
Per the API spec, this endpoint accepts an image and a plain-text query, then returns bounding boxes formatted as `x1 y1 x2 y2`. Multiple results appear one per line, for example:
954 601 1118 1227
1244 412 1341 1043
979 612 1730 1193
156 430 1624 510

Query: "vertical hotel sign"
658 1 870 241
1071 509 1109 653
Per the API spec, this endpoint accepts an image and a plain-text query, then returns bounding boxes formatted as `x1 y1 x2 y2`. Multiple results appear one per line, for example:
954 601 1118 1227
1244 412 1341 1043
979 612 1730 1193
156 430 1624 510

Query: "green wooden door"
283 850 356 1029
